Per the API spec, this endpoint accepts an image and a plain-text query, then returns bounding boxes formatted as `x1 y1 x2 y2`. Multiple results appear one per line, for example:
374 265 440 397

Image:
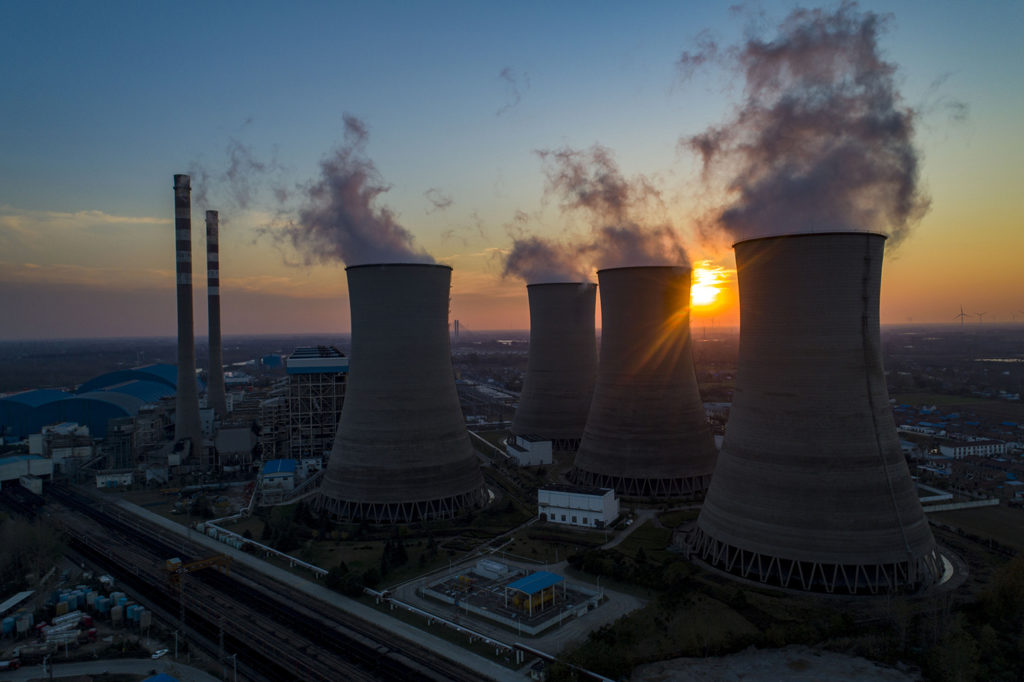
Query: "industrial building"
0 454 53 486
510 282 597 452
28 423 94 474
537 484 618 529
0 364 184 440
938 439 1007 459
690 232 940 594
286 346 348 459
261 458 297 490
570 266 717 497
505 433 553 466
319 263 486 522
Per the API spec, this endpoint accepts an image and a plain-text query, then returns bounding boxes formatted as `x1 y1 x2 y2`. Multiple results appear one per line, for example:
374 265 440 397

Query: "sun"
691 262 726 308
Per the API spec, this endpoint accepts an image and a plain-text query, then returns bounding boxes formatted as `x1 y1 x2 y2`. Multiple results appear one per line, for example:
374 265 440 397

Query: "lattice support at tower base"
686 527 941 595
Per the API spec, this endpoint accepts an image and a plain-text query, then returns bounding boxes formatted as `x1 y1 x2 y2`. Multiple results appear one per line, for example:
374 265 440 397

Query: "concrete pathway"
601 508 657 550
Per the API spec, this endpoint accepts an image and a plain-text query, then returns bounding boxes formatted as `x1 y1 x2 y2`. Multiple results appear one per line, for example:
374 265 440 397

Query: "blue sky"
1 1 1021 338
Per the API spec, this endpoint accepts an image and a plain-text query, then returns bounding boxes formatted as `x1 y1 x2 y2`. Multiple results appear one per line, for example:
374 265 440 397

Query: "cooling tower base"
316 487 488 524
567 468 711 499
686 527 941 595
550 437 581 453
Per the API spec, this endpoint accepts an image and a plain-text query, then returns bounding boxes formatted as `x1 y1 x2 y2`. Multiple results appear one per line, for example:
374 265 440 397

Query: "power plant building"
570 266 717 497
510 283 597 452
538 484 618 529
690 232 940 594
286 346 348 459
319 264 486 522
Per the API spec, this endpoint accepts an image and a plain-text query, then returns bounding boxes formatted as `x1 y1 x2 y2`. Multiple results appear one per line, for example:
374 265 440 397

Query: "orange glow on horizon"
691 262 728 309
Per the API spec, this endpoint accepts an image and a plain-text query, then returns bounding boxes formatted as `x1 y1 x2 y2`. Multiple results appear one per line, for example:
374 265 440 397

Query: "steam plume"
280 115 433 266
542 145 688 271
682 3 929 246
503 235 589 284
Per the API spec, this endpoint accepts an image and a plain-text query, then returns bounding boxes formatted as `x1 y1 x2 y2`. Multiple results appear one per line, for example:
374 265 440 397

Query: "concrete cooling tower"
319 263 486 522
569 266 717 497
510 283 598 451
205 210 227 419
172 175 204 467
690 232 940 594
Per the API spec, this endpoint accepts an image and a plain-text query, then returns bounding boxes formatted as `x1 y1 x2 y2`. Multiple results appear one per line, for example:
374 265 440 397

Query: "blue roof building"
1 364 198 440
504 571 565 617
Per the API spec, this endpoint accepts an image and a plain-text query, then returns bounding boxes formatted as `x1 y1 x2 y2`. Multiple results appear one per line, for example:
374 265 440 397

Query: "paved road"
2 657 220 682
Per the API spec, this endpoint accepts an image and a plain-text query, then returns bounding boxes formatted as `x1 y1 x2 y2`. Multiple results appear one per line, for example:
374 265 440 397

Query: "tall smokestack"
319 263 486 522
511 283 597 451
690 232 939 594
570 266 716 496
173 174 204 468
205 210 227 418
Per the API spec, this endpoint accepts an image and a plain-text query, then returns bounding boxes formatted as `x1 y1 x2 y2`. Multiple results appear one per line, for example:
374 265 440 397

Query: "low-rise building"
939 439 1006 459
261 458 296 490
538 484 618 528
0 454 53 484
95 470 134 489
505 434 552 466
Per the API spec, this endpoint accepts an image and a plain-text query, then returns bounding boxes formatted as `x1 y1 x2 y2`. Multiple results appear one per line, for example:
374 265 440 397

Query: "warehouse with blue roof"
0 363 198 440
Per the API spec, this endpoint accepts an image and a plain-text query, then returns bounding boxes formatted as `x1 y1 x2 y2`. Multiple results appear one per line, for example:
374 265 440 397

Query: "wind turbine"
954 306 969 326
975 312 986 324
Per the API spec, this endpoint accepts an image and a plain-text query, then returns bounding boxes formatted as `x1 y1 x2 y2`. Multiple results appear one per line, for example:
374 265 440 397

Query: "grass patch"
614 521 674 562
557 593 759 679
657 509 700 529
930 504 1024 552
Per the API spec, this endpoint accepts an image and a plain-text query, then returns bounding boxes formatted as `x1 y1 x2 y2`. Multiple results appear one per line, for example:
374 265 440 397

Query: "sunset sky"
1 1 1021 339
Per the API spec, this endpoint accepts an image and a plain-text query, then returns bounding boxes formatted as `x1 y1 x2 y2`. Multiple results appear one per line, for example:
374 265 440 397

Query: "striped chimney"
205 210 227 418
173 175 205 468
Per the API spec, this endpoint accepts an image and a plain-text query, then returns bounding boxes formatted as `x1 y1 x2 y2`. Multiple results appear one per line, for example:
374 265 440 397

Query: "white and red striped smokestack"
173 174 204 468
205 210 227 418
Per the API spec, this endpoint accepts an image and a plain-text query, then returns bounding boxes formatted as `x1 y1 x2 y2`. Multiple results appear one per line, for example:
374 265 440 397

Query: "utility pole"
219 614 225 680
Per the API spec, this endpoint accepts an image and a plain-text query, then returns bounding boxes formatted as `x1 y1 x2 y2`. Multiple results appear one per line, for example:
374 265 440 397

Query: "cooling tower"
511 283 598 450
319 263 486 522
569 266 717 497
172 175 204 467
205 210 227 419
691 232 939 594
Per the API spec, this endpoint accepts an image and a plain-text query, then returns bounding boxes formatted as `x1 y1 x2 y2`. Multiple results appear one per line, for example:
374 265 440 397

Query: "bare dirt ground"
632 645 920 681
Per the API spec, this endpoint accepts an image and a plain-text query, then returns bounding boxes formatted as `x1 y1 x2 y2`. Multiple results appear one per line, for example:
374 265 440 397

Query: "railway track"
48 485 486 682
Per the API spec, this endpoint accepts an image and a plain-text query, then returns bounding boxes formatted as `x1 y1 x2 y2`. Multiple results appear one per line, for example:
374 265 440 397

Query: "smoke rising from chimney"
280 115 434 266
504 145 689 282
682 4 929 246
